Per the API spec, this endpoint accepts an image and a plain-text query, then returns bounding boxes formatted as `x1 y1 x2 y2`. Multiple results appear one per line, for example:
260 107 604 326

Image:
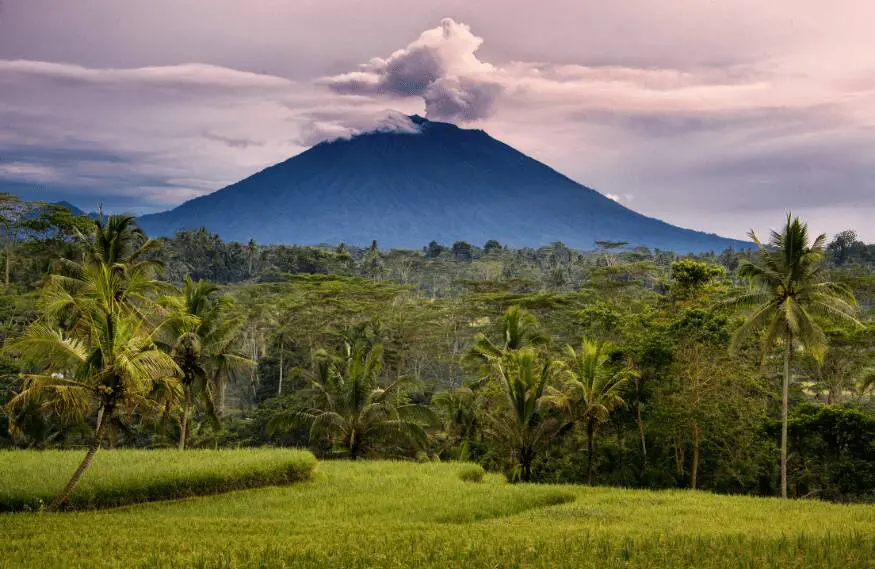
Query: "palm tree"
484 348 562 482
79 213 161 267
7 307 180 511
432 387 479 459
727 214 860 498
268 343 434 459
158 276 253 449
4 211 181 510
467 305 549 364
551 338 628 484
48 214 165 326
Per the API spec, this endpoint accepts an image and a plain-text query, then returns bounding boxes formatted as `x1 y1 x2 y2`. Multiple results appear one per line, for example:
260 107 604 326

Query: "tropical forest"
0 195 873 568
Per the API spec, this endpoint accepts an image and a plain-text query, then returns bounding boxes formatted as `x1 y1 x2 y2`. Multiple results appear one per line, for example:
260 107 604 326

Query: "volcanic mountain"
139 116 743 253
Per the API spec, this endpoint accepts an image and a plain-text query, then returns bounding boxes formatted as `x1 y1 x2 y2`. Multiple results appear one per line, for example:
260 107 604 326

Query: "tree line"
1 195 873 503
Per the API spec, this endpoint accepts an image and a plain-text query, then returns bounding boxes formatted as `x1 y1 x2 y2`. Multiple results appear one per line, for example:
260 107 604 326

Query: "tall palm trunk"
218 379 226 416
47 411 107 512
519 446 534 482
4 243 11 286
691 420 700 490
179 392 191 450
348 429 361 460
781 332 792 498
636 401 647 473
586 419 596 485
277 335 284 396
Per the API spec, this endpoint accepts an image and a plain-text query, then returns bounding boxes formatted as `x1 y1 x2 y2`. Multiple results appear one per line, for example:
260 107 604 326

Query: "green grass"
1 459 873 568
0 448 316 512
456 462 486 482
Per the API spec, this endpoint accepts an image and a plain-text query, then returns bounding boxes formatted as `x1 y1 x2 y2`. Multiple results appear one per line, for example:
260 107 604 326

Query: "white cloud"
295 110 422 146
325 18 502 121
0 60 292 91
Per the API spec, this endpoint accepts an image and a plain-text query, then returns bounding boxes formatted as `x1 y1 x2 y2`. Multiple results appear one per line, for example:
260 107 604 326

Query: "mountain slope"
139 116 744 253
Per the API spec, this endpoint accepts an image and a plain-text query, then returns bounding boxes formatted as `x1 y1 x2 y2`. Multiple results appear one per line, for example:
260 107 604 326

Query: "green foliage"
158 276 253 448
483 348 563 481
0 448 316 512
670 258 725 299
786 403 875 500
727 214 863 498
551 338 629 484
3 210 875 504
267 343 435 458
729 214 860 361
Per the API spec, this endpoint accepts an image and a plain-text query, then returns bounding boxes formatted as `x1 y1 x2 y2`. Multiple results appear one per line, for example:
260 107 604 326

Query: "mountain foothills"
138 116 744 253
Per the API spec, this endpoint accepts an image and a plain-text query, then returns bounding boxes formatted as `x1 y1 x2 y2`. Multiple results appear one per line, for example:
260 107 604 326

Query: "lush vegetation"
1 195 874 507
0 448 316 512
0 461 872 568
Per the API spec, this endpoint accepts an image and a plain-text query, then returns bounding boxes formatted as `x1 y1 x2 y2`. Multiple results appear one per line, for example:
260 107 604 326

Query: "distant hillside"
139 116 746 253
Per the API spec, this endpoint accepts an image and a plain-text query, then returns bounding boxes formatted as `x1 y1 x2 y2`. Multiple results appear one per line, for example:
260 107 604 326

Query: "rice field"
0 459 873 568
0 448 316 512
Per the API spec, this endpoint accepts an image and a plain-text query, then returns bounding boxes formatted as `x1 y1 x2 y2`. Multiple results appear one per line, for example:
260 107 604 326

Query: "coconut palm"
3 211 181 510
47 214 164 327
727 214 860 498
158 276 253 449
484 348 562 482
87 213 159 263
550 338 628 484
432 386 479 459
7 308 180 511
268 343 434 459
467 305 549 365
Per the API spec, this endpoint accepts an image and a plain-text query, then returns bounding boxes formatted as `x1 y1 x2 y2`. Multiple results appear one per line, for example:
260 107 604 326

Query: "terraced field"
1 459 873 568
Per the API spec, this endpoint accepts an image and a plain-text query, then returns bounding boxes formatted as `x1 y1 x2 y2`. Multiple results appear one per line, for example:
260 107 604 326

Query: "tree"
158 276 252 449
670 259 725 300
6 285 180 510
2 208 184 508
425 241 446 258
468 305 549 364
247 239 258 277
727 214 860 498
0 194 30 286
826 230 858 266
786 403 875 501
267 343 433 459
72 213 161 269
451 241 474 261
432 387 479 459
483 240 502 255
594 240 628 267
483 348 562 482
552 338 628 484
667 344 720 489
363 240 383 282
49 213 164 325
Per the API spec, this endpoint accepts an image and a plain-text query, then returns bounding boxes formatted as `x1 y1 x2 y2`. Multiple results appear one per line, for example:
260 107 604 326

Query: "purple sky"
1 1 873 241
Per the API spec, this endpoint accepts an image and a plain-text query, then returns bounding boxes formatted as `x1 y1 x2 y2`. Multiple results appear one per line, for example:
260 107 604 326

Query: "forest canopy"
1 196 873 503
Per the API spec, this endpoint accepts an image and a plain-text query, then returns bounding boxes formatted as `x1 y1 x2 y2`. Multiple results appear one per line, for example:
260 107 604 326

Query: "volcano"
138 116 743 253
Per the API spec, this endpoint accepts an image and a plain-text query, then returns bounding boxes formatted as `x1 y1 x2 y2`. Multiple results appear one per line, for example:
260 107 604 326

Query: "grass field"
1 458 873 568
0 448 316 512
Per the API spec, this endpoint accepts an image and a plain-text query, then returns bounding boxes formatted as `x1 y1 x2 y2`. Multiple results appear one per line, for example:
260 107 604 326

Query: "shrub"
457 463 486 483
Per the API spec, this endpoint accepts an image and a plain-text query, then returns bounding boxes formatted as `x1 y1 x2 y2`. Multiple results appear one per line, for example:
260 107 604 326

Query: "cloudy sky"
1 1 873 241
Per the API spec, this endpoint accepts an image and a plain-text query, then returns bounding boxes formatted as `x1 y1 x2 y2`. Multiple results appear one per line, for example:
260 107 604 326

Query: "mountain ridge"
139 116 747 253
